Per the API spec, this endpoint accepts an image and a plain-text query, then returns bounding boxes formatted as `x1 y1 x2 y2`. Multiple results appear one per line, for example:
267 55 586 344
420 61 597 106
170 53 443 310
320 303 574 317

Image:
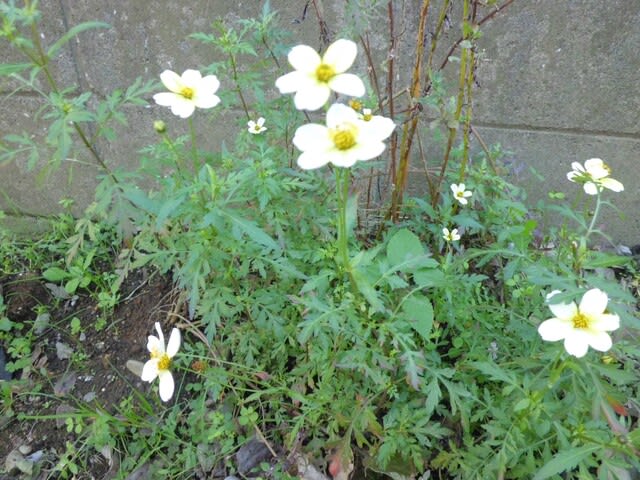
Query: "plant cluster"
1 1 639 479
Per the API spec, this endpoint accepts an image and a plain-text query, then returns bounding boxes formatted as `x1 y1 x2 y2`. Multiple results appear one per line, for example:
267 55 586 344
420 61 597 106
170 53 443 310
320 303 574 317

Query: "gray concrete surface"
0 1 638 244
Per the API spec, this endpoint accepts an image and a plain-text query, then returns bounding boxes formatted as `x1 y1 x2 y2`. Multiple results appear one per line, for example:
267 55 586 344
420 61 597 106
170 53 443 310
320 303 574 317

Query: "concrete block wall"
0 1 638 243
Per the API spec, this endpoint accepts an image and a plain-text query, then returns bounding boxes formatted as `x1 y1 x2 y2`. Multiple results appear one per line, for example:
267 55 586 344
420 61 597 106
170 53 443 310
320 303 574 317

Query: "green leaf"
220 209 280 252
400 293 433 342
384 229 436 272
47 21 110 58
352 268 385 312
0 63 31 76
387 229 424 267
42 267 69 282
533 445 600 480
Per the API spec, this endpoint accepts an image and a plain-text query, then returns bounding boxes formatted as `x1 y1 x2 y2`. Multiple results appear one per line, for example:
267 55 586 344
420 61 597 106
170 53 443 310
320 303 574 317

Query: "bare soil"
0 269 175 478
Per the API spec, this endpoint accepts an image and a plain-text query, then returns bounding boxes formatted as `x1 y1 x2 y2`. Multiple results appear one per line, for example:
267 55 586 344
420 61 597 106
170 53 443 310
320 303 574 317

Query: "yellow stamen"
331 125 357 150
572 313 589 329
362 112 373 121
157 353 171 371
348 99 363 111
180 86 194 100
315 63 335 83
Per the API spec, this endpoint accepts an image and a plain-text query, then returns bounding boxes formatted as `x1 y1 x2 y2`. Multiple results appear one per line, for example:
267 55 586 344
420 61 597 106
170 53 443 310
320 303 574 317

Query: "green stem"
584 190 602 241
188 117 199 172
335 167 351 272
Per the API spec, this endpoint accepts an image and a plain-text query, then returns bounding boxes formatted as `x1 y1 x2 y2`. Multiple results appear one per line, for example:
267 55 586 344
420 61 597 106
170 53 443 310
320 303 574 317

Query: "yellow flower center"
572 312 590 329
362 112 373 121
253 124 262 132
456 191 464 198
180 86 195 100
348 99 363 111
157 353 171 371
330 124 357 150
601 162 611 174
315 63 336 83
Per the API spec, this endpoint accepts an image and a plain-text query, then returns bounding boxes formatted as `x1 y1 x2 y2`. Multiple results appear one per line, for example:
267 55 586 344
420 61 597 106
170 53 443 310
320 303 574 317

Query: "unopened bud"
153 120 166 133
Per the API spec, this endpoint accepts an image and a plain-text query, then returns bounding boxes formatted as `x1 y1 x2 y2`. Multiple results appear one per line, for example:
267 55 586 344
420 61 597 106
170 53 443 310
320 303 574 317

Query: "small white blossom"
442 227 461 242
153 69 220 118
292 103 395 170
276 39 366 111
450 183 473 205
566 158 624 195
141 322 181 401
248 117 267 134
538 289 620 358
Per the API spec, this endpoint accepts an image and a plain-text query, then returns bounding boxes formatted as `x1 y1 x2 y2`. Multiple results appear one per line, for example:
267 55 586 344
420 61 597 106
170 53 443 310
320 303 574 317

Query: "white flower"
275 39 366 111
566 158 624 195
442 227 460 242
141 322 181 401
293 103 395 170
538 289 620 358
248 117 267 134
450 183 473 205
153 69 221 118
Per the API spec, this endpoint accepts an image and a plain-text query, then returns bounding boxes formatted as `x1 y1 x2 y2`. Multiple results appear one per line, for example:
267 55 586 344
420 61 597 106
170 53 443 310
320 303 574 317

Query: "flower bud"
153 120 167 133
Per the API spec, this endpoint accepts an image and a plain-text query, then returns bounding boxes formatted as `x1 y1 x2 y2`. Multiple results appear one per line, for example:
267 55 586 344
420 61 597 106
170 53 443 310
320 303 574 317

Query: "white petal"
350 140 385 162
590 313 620 332
170 98 196 118
325 103 359 127
585 330 613 352
361 116 396 140
297 151 329 170
181 69 203 85
584 158 605 174
153 92 181 107
193 93 220 109
455 197 468 205
326 149 358 168
294 83 331 111
323 39 357 73
548 300 577 321
166 328 181 357
600 178 624 192
257 117 265 126
292 124 331 152
566 171 579 182
538 317 573 341
564 332 590 358
579 288 608 317
583 182 599 195
154 322 165 347
199 74 220 94
570 162 585 173
288 44 321 73
141 359 159 382
146 335 162 354
275 71 306 94
158 370 175 402
159 70 182 93
328 73 365 97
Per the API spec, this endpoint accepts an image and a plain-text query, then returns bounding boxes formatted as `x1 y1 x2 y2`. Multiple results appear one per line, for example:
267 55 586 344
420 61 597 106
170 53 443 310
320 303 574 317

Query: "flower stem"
584 190 602 241
188 117 200 171
335 167 351 272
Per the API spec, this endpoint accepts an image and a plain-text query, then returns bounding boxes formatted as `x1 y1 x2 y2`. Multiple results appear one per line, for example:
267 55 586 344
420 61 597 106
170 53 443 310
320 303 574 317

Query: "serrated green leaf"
533 445 600 480
352 268 385 312
401 293 433 342
220 209 280 252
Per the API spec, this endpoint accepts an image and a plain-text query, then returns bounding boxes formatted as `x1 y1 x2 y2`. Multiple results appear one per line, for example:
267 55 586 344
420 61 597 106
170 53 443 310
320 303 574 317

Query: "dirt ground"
0 269 176 478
